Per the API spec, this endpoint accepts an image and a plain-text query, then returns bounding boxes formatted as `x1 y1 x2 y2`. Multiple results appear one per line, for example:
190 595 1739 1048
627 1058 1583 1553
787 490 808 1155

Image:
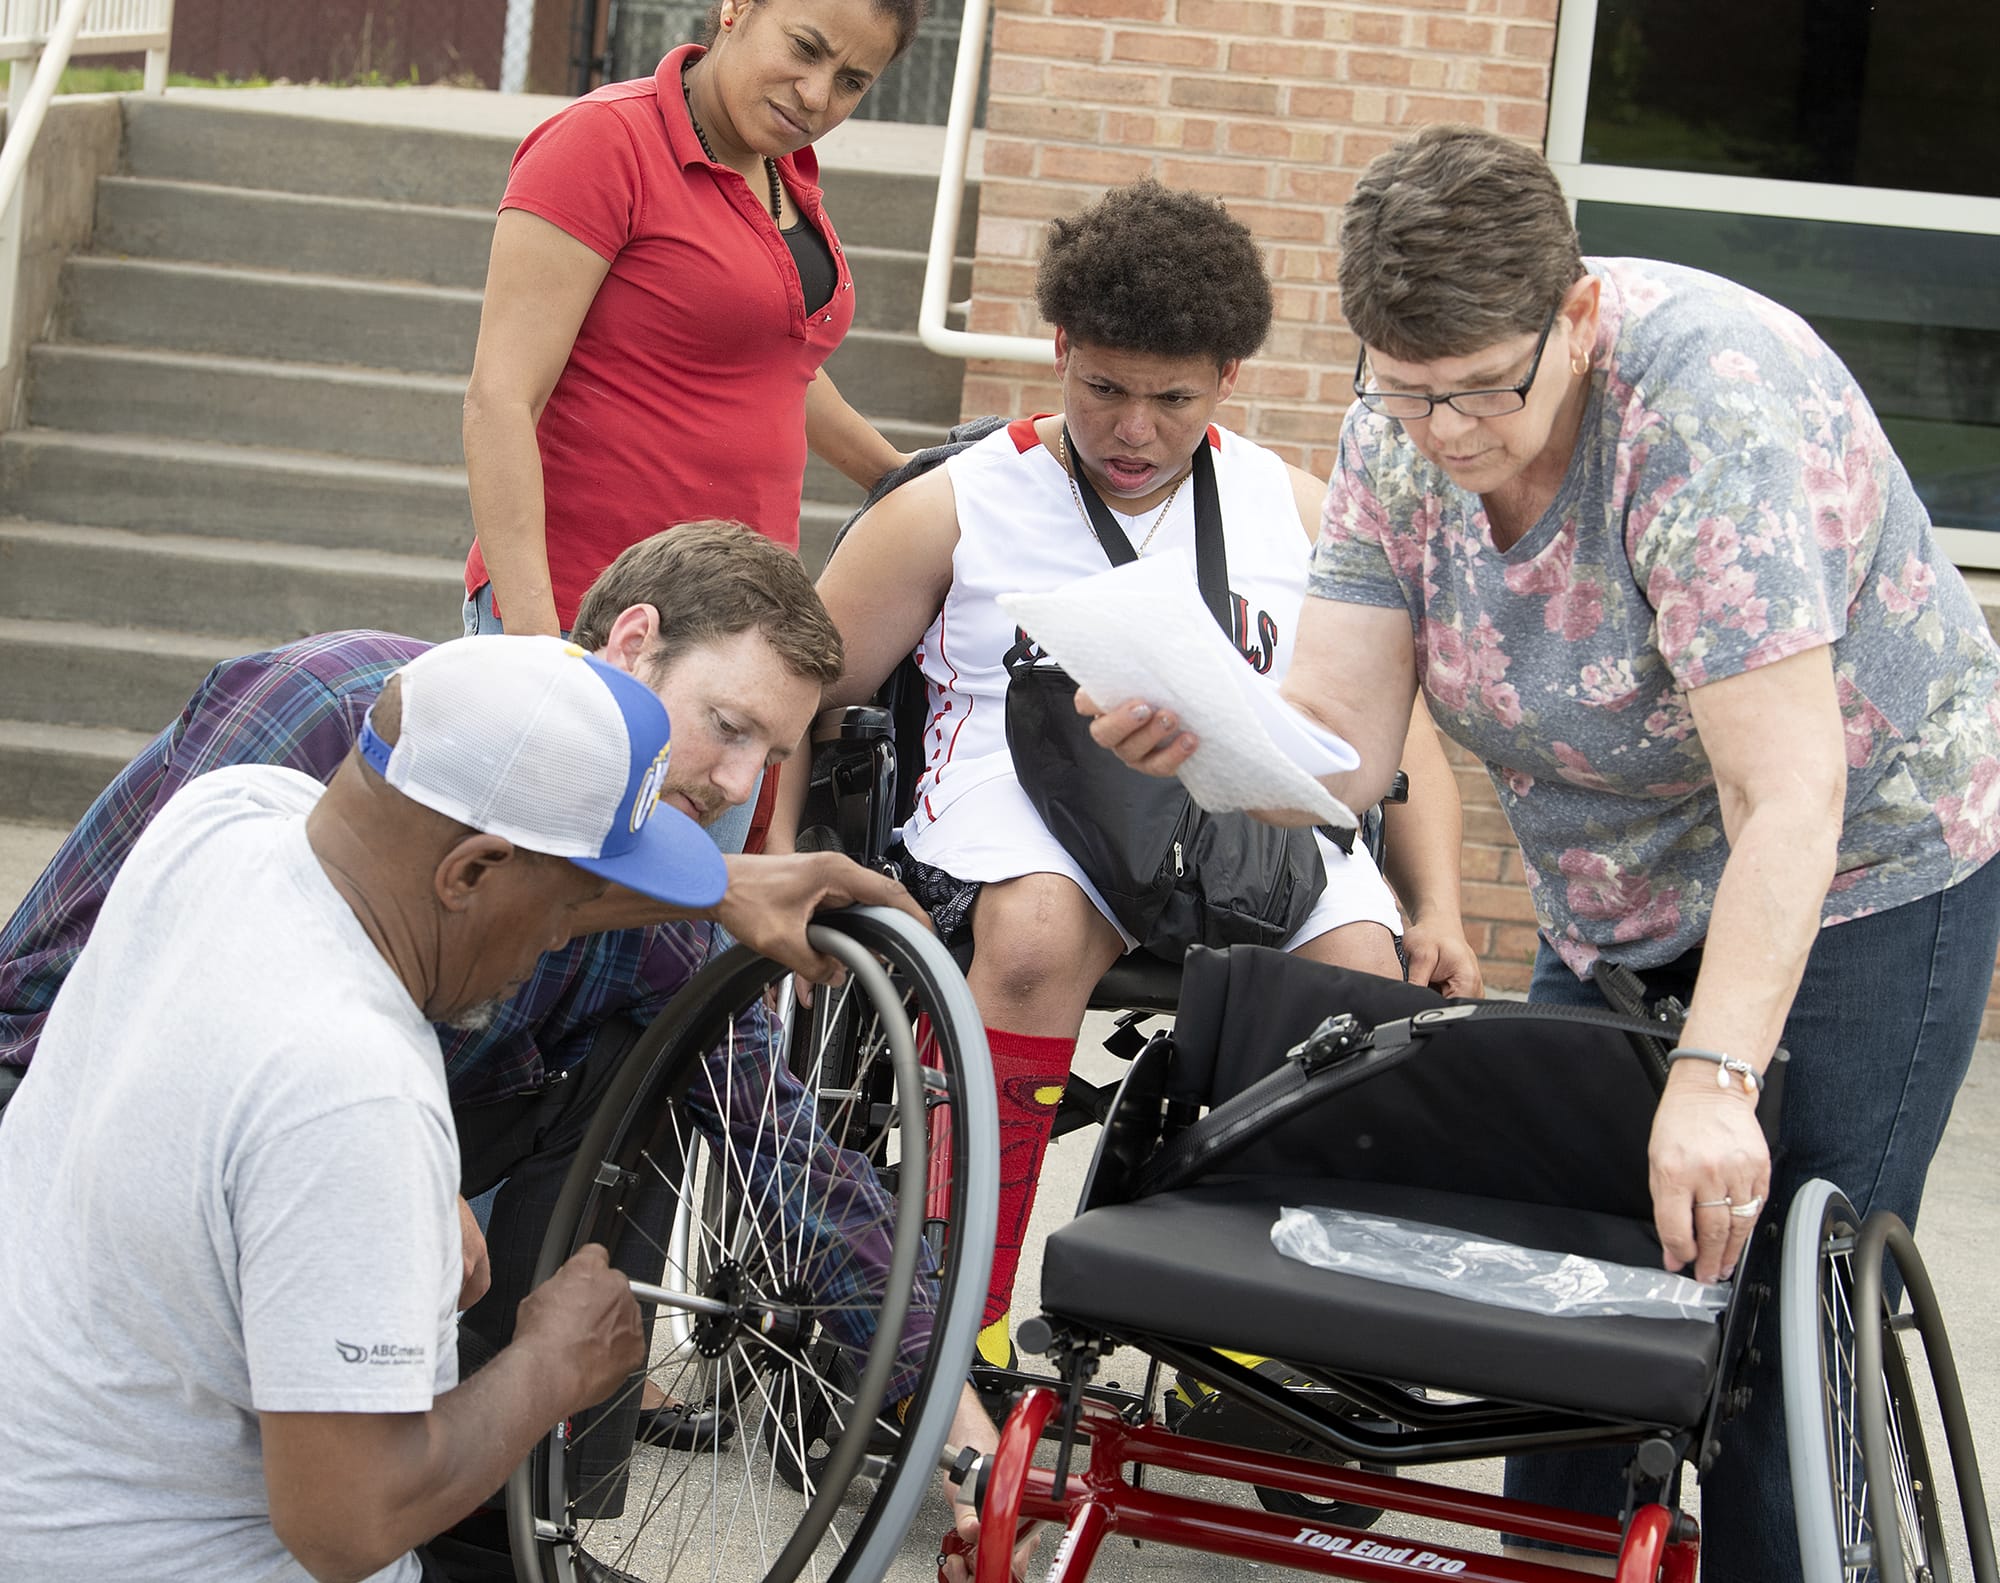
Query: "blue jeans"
461 581 501 637
1504 855 2000 1581
461 583 760 855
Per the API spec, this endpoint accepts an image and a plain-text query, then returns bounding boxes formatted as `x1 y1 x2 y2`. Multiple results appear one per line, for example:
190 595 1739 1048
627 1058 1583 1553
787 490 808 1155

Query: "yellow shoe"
975 1315 1016 1371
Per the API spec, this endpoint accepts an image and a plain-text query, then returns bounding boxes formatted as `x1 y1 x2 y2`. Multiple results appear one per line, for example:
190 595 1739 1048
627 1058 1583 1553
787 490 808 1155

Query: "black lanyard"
1062 426 1229 635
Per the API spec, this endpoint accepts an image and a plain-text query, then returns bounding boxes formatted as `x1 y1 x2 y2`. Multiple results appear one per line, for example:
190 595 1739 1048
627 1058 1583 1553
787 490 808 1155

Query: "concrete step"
845 244 970 334
92 179 967 321
58 253 969 398
122 98 517 209
119 99 980 258
0 618 256 732
818 165 978 257
820 326 966 426
0 520 465 643
28 345 465 467
0 431 471 556
62 257 481 374
0 718 157 826
800 414 950 514
93 176 496 289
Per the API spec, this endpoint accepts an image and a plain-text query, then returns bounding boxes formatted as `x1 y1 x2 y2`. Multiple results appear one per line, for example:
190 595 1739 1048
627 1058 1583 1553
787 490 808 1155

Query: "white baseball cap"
355 635 728 909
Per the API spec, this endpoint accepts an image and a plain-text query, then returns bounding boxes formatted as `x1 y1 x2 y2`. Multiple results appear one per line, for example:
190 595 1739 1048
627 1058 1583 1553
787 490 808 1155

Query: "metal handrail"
0 0 95 224
916 0 1051 367
0 0 173 367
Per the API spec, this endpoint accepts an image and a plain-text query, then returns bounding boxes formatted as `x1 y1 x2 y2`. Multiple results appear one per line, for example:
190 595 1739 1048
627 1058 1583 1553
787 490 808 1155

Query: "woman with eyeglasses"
1090 124 2000 1583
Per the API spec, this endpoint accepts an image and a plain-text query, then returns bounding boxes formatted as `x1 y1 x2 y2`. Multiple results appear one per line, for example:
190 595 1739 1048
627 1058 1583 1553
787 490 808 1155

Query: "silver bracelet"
1669 1045 1764 1097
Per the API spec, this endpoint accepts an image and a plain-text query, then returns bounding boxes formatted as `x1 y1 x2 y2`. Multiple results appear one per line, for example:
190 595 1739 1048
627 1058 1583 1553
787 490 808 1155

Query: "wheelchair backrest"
828 416 1011 836
1165 945 1689 1225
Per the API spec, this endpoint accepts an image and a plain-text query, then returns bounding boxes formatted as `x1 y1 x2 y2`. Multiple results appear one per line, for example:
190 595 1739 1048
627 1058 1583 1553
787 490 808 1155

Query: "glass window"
1581 0 2000 200
1577 204 2000 532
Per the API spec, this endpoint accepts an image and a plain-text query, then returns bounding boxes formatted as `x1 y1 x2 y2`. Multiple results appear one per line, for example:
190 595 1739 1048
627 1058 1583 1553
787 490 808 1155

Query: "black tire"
1783 1179 1996 1583
507 909 996 1583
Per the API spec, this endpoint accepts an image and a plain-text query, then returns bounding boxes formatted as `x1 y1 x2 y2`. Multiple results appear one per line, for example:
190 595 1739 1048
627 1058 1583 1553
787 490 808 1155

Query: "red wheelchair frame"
944 1387 1699 1583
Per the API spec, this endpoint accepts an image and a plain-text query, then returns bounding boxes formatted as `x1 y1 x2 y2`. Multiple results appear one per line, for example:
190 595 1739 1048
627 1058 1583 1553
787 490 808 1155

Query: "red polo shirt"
467 43 856 626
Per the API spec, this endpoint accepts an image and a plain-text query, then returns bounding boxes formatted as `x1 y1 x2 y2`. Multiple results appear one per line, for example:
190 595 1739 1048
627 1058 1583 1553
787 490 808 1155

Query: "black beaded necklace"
683 69 783 221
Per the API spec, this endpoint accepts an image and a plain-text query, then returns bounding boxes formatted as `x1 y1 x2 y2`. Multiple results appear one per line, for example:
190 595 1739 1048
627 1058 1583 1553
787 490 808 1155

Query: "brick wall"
962 0 1560 476
965 0 2000 1035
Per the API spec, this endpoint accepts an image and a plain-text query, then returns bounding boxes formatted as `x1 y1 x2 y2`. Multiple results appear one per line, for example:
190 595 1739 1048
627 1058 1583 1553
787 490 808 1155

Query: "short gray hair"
1338 125 1583 361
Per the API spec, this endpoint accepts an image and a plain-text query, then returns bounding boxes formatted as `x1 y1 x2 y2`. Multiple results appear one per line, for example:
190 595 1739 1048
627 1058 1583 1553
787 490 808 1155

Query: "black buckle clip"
1286 1012 1373 1075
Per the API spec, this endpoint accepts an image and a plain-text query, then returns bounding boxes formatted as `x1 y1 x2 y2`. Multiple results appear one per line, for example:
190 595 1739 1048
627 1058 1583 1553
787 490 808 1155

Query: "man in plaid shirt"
0 523 946 1462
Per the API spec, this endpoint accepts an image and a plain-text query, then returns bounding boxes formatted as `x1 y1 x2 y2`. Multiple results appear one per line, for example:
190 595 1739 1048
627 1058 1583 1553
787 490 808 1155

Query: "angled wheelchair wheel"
508 908 997 1583
1783 1178 1996 1583
785 909 993 1337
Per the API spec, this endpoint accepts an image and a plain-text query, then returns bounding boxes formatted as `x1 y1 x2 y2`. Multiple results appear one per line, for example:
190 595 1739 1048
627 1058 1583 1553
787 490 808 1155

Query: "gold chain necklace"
1058 430 1189 556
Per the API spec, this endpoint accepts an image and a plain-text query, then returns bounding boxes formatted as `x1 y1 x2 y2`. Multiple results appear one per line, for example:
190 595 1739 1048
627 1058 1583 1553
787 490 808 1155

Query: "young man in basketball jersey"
780 182 1481 1421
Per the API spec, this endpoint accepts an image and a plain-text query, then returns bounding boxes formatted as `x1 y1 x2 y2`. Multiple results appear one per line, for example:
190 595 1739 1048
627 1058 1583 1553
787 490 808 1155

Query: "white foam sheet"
999 552 1360 828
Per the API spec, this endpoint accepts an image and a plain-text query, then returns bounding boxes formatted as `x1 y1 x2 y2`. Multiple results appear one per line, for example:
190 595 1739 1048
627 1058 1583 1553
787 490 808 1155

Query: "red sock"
981 1027 1076 1329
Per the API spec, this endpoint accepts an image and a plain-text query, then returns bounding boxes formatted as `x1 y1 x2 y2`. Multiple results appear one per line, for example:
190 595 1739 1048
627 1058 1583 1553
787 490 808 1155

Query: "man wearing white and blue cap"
0 636 716 1581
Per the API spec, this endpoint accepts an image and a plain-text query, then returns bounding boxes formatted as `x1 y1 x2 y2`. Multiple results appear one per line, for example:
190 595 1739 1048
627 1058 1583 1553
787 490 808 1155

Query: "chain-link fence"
501 0 535 90
604 0 986 125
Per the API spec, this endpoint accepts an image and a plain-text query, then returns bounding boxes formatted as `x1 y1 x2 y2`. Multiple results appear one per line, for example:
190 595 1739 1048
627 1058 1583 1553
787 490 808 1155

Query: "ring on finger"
1694 1197 1731 1208
1728 1194 1764 1218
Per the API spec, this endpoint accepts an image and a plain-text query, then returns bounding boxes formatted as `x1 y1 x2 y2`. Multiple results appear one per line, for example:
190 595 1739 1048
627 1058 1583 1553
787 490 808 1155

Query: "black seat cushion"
1040 1176 1720 1428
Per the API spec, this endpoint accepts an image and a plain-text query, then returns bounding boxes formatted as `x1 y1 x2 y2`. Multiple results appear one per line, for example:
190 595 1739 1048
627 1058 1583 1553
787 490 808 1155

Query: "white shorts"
899 771 1402 953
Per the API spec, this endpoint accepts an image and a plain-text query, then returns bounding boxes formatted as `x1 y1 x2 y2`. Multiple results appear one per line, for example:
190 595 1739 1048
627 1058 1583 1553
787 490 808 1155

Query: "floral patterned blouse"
1310 257 2000 977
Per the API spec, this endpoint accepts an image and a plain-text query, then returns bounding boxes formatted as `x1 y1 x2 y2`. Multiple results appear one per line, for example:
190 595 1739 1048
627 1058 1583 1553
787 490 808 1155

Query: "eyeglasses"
1352 303 1562 420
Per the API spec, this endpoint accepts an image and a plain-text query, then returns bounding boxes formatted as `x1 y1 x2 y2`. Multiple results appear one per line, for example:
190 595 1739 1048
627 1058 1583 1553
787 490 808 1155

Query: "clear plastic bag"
1271 1205 1727 1322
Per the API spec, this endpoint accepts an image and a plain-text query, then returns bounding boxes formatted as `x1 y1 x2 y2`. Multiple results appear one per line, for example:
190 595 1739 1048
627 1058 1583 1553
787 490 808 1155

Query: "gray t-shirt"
1311 257 2000 975
0 767 459 1580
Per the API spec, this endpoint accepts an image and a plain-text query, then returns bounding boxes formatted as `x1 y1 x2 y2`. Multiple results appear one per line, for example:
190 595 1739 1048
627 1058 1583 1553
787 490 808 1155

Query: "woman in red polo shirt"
461 0 922 641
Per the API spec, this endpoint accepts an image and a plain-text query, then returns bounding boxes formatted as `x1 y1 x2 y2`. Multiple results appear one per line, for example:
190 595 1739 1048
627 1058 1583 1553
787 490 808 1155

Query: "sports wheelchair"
501 908 1000 1583
942 945 1995 1583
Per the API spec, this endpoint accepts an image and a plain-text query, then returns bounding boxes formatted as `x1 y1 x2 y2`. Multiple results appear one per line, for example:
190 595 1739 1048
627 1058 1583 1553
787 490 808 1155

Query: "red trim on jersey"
1007 415 1051 453
921 603 975 823
1013 416 1212 454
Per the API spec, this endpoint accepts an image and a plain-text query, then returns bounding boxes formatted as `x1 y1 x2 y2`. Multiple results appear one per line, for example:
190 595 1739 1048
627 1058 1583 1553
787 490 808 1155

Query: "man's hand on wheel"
716 852 930 983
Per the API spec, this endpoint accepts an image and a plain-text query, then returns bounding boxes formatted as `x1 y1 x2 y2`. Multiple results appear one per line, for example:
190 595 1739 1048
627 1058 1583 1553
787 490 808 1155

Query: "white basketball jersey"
902 417 1314 852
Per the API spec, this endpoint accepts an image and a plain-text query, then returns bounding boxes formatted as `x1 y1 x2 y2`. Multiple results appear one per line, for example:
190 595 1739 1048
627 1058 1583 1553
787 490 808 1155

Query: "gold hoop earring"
1570 354 1589 377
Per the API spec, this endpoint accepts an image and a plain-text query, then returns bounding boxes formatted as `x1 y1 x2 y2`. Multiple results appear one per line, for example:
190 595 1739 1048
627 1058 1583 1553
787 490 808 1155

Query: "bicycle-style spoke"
517 911 992 1583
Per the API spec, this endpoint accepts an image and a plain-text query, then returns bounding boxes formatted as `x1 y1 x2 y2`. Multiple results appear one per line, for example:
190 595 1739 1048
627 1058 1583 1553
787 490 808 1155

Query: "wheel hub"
690 1262 815 1359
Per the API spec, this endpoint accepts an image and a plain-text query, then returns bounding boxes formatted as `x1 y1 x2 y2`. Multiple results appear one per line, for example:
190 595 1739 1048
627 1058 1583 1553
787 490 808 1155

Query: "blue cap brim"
570 799 729 910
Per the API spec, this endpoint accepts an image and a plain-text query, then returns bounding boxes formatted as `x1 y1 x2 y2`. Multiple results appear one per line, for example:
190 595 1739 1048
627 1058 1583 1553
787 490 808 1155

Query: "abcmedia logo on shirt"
334 1339 429 1366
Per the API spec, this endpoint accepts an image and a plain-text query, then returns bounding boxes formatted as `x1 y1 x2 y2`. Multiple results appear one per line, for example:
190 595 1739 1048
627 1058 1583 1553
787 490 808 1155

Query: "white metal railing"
0 0 173 366
916 0 1050 367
